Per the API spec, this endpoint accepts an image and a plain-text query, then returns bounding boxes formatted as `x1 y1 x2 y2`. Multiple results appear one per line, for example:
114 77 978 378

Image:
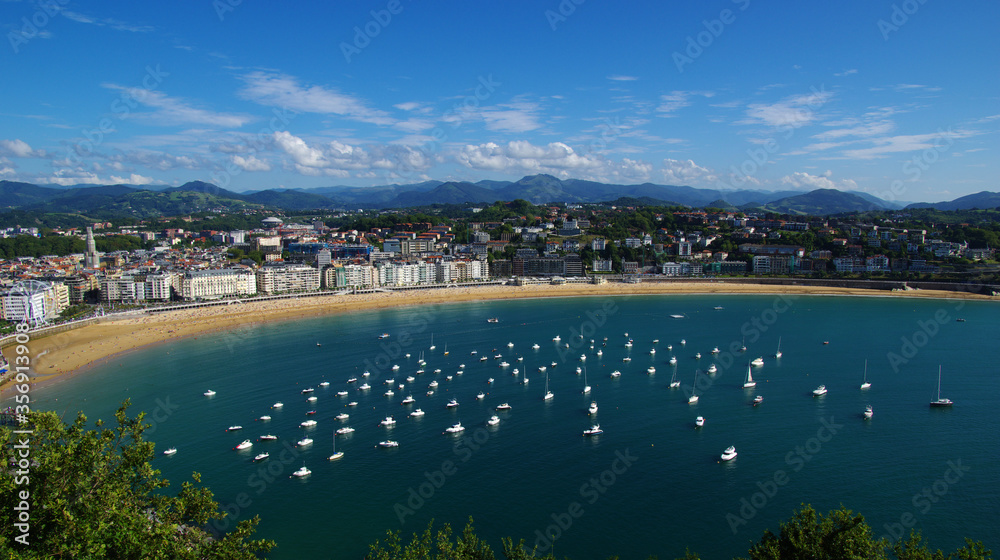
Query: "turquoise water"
22 294 1000 559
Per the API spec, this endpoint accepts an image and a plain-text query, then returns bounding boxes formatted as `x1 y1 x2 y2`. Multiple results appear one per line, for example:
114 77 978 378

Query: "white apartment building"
181 268 257 300
256 264 321 295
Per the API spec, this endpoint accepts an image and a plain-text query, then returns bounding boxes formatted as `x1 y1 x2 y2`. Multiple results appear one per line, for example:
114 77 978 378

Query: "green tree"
0 402 274 559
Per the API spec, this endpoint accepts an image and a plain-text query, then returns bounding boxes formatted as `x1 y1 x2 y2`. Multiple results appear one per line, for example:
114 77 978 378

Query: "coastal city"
2 201 998 327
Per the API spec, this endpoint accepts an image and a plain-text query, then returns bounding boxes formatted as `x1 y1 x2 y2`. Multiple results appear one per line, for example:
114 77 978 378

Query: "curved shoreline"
6 281 996 393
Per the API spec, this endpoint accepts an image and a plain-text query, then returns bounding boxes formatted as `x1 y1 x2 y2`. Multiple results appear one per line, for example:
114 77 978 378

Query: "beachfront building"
180 268 257 301
1 280 67 324
256 264 321 295
324 263 378 289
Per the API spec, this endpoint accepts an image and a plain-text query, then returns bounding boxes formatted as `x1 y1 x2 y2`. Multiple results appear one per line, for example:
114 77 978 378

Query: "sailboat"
740 337 746 353
687 371 699 403
582 367 591 394
860 360 871 390
774 336 782 359
328 431 344 460
443 343 449 356
669 366 680 388
929 366 953 407
543 370 553 401
742 361 756 388
429 334 435 351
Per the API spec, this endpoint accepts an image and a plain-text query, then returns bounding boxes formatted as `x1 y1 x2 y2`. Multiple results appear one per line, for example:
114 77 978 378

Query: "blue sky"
0 0 997 203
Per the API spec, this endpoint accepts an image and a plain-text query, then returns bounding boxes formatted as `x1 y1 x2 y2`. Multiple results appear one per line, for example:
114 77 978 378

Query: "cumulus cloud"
110 173 155 185
660 158 717 185
271 131 432 177
454 141 602 174
0 139 44 158
231 154 271 172
781 170 858 191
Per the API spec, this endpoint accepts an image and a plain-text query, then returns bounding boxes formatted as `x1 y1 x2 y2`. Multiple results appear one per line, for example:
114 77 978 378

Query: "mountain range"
2 176 996 218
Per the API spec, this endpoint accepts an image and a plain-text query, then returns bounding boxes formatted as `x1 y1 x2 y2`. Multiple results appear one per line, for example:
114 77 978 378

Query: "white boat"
538 366 547 372
720 446 737 461
429 333 435 351
301 387 314 394
291 464 311 477
401 395 415 404
336 391 348 397
588 401 598 415
253 452 268 461
480 356 488 362
500 361 510 367
235 440 252 450
522 377 529 385
652 339 659 343
929 366 953 407
336 427 354 434
329 431 344 461
163 447 177 455
753 395 763 406
680 339 686 345
471 350 478 355
670 314 685 319
407 376 416 382
667 344 673 350
363 370 371 377
532 343 540 349
580 354 587 361
203 390 216 397
426 390 435 396
751 357 764 367
272 402 283 408
550 361 557 367
378 440 399 448
625 340 633 348
307 396 317 402
300 420 317 428
742 362 756 388
379 333 390 339
714 306 724 310
346 378 357 384
695 416 705 427
227 425 243 432
517 357 524 362
669 367 680 388
543 371 553 401
860 360 872 390
392 364 400 371
319 381 330 387
774 336 783 358
487 377 494 384
410 409 425 417
596 349 603 356
583 424 603 436
508 342 515 348
863 405 873 419
384 390 395 397
444 423 465 434
487 415 500 426
428 381 438 388
647 366 656 375
669 356 677 365
476 392 485 400
446 399 459 408
444 344 449 356
359 383 371 390
711 347 720 354
552 335 561 342
380 416 396 426
576 367 582 374
707 364 717 374
611 370 622 378
812 385 828 396
740 337 746 352
512 369 519 376
622 357 631 362
296 437 312 447
347 401 358 407
583 367 591 394
649 348 655 355
694 352 701 359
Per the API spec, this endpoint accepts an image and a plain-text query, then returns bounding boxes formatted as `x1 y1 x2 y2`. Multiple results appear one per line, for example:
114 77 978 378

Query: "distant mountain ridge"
3 177 991 217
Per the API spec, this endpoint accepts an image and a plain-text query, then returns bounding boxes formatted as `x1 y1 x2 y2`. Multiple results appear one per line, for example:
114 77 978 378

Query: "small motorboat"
227 425 243 432
583 425 603 436
753 395 764 406
864 405 873 419
378 440 399 448
487 415 501 426
234 440 252 450
695 416 705 427
496 403 512 411
259 434 278 441
335 413 349 420
258 415 271 421
720 446 737 461
336 427 355 435
163 447 177 456
253 452 269 462
203 390 216 397
291 465 311 477
813 385 828 396
410 409 425 417
300 420 317 428
444 423 465 434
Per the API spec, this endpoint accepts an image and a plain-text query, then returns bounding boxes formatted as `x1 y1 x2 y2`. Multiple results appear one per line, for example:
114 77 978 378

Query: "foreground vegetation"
0 404 991 559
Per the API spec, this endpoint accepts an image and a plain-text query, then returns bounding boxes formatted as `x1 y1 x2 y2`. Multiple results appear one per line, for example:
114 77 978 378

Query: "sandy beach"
5 281 995 392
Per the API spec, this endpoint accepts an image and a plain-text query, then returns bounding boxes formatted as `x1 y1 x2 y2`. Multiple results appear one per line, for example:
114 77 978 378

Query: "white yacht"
596 349 603 356
532 343 540 349
444 423 465 434
580 354 587 361
496 403 512 410
669 368 680 388
253 452 268 462
234 440 252 450
647 366 656 375
429 380 439 388
774 336 783 359
588 401 598 415
336 427 355 434
487 415 501 426
860 360 872 390
401 395 415 404
680 339 686 345
720 446 737 461
552 335 561 342
271 402 284 408
707 364 717 374
813 385 828 396
649 348 656 355
392 364 400 371
688 372 699 403
508 342 515 348
380 416 396 426
306 396 318 402
622 357 631 362
300 419 318 429
347 401 358 407
583 425 603 436
203 390 216 397
864 405 873 419
345 378 357 384
336 391 348 397
410 409 425 417
487 378 494 384
753 395 763 406
259 434 278 441
929 366 953 407
163 447 177 455
610 370 622 378
751 357 764 367
291 465 311 477
258 415 271 421
446 399 459 408
296 437 312 447
378 440 399 448
669 356 678 365
711 347 720 354
301 387 314 394
543 372 553 401
359 383 371 390
695 416 705 427
694 352 701 359
384 390 395 397
500 361 510 367
227 425 243 432
477 392 485 400
363 370 372 377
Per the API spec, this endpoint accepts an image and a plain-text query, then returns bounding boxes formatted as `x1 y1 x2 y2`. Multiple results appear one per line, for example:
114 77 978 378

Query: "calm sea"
20 294 1000 559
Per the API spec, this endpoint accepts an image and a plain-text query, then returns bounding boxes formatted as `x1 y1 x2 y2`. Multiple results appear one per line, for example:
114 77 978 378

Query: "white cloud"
62 10 154 33
271 131 432 177
478 101 543 133
607 75 638 82
742 89 834 129
0 139 44 158
812 121 895 141
102 85 252 127
273 131 327 168
660 158 717 185
240 71 394 126
656 91 714 116
454 141 602 174
834 69 858 77
110 173 155 185
840 130 977 160
231 154 271 172
781 170 858 191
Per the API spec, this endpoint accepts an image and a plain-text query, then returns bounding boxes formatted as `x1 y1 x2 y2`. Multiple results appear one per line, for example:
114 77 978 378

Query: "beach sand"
5 281 994 392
